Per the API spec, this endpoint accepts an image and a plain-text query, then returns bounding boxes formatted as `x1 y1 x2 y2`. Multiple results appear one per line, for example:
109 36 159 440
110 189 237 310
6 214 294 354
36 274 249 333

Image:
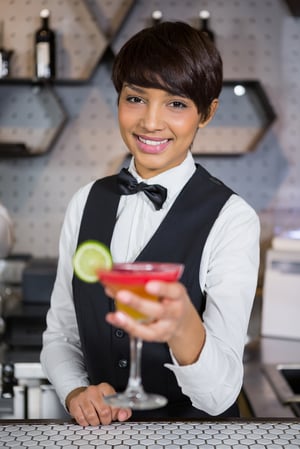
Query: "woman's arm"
166 195 260 414
40 182 132 425
40 183 94 406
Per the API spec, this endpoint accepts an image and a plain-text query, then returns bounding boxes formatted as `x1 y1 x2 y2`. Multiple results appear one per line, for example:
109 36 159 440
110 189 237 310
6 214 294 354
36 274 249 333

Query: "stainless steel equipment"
0 361 69 419
0 256 68 419
263 363 300 417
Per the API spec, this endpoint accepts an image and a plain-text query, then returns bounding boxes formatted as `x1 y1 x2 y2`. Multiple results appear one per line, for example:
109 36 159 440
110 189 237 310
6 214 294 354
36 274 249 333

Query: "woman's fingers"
67 383 131 426
106 284 189 342
115 281 186 319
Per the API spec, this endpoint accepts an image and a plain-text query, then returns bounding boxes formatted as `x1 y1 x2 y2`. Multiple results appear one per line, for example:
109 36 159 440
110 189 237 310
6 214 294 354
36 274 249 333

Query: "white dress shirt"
41 152 260 415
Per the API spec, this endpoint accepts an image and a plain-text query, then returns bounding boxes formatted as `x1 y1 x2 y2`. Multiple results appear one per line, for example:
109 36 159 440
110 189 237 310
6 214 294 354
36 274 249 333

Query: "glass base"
104 391 168 410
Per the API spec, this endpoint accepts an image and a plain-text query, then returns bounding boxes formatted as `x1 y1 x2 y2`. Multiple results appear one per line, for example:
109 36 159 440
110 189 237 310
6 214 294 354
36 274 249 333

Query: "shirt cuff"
164 331 240 394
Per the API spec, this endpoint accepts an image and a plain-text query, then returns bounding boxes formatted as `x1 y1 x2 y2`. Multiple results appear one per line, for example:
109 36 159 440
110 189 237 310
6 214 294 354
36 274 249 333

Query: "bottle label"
36 42 51 78
0 52 9 78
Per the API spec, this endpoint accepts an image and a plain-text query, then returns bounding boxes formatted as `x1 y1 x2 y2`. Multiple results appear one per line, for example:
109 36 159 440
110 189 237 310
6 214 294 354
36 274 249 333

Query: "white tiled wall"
0 0 299 278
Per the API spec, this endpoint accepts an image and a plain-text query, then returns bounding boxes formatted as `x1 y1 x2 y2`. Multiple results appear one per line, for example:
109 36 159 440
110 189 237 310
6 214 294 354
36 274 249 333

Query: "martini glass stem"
125 335 145 398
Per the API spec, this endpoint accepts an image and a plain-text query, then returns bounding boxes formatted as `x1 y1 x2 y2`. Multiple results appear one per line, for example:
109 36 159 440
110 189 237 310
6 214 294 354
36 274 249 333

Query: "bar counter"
1 418 300 448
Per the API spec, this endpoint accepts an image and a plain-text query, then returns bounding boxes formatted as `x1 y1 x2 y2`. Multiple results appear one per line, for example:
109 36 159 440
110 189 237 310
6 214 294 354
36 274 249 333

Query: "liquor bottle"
34 9 56 80
0 21 13 78
199 10 215 43
1 363 15 399
151 10 163 26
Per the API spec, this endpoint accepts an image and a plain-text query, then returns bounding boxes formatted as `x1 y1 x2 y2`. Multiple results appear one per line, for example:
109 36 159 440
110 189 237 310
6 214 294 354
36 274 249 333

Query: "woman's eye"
127 96 144 103
170 101 187 109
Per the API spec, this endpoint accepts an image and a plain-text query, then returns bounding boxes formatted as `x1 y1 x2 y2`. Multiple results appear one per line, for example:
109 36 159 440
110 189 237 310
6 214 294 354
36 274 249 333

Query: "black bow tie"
117 168 167 211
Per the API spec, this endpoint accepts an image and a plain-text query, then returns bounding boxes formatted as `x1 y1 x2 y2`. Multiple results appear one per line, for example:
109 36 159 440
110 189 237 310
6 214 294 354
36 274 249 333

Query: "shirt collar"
128 152 196 207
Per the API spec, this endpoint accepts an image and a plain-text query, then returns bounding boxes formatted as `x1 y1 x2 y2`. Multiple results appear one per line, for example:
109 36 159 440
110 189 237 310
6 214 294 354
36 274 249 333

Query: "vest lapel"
77 174 120 248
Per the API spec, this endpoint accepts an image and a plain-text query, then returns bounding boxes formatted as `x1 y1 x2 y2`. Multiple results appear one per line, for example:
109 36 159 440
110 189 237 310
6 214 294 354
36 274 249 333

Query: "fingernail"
146 281 160 294
115 311 127 325
119 409 129 421
117 291 131 303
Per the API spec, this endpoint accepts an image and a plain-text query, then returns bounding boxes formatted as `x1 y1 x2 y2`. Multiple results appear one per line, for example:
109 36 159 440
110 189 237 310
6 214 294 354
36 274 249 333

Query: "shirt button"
118 359 128 368
115 329 124 338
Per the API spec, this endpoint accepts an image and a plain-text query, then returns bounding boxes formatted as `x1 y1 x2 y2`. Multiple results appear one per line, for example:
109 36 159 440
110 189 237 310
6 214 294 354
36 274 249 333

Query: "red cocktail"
98 262 184 322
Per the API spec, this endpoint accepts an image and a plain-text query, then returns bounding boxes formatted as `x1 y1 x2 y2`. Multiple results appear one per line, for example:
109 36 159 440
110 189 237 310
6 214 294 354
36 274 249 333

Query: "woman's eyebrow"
123 83 187 100
123 83 145 94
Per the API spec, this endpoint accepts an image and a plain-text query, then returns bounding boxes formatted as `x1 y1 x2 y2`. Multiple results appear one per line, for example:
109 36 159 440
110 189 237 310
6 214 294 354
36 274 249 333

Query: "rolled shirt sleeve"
40 183 94 407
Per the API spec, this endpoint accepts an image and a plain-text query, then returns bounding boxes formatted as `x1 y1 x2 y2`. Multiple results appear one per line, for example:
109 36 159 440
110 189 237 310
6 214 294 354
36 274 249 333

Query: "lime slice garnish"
73 240 113 283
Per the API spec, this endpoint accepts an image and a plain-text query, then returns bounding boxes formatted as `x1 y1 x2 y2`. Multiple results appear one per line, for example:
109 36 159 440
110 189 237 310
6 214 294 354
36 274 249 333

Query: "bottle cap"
152 10 163 21
199 10 210 20
40 9 50 19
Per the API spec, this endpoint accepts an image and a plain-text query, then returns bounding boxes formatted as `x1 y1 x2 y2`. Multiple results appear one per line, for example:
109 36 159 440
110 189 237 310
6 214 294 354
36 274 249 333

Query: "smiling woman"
41 21 260 426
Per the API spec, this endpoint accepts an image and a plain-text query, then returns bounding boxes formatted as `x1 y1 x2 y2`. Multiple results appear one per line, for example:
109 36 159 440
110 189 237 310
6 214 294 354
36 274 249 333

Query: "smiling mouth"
138 136 169 146
135 135 171 154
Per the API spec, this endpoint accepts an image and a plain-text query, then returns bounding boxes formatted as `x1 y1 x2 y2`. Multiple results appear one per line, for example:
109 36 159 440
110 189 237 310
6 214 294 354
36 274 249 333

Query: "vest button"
115 329 124 338
118 359 128 368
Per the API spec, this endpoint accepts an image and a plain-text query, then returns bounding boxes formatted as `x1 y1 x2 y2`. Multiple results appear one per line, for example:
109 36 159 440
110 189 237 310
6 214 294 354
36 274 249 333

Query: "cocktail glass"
98 262 184 410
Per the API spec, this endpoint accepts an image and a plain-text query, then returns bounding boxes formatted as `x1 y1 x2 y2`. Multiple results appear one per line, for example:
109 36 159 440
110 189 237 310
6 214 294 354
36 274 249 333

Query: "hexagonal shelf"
193 80 276 155
0 82 67 157
1 0 108 81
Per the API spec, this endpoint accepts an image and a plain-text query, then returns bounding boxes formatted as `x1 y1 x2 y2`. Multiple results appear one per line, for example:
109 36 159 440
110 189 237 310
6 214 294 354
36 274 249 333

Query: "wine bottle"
199 10 215 43
34 9 56 80
0 21 13 78
151 10 163 26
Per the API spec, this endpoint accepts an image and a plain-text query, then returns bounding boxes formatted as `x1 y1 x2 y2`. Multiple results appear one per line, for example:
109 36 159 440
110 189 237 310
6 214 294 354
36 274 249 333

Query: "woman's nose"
140 105 164 131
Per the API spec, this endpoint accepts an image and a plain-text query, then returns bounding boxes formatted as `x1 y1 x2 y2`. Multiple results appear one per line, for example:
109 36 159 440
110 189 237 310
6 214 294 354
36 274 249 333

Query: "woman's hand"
105 281 206 366
66 383 132 426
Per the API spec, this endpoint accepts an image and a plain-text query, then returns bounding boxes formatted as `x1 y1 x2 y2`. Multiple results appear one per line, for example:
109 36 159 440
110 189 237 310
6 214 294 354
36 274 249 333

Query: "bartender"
41 21 260 426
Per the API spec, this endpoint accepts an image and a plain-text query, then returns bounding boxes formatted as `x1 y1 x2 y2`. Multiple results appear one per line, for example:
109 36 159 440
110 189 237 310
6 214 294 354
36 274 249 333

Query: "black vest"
72 164 239 418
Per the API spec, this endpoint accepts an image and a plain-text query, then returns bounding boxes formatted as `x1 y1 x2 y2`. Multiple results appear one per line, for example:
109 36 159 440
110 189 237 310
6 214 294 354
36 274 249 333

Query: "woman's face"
118 83 215 179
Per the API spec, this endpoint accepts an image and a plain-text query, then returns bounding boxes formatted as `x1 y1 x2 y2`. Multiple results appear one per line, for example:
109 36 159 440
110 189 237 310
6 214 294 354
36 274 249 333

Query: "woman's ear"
198 99 219 128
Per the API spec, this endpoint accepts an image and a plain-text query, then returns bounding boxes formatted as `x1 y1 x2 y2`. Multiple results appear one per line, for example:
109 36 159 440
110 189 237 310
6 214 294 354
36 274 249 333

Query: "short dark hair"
112 21 223 121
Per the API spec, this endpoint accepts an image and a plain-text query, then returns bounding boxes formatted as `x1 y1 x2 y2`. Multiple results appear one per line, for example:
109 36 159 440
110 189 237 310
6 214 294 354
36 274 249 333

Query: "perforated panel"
0 0 299 260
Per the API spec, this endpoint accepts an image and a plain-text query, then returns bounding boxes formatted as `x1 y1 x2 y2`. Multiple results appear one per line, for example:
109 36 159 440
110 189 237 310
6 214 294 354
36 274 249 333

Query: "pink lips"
135 135 170 154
